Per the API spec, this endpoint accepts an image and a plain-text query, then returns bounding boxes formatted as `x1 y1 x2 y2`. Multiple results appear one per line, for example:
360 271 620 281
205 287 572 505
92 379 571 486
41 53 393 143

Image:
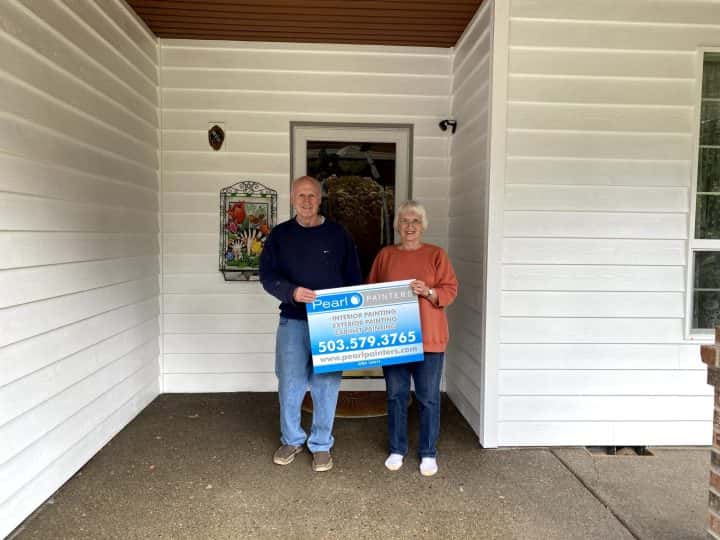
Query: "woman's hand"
293 287 317 303
411 280 431 297
410 280 426 296
411 280 437 305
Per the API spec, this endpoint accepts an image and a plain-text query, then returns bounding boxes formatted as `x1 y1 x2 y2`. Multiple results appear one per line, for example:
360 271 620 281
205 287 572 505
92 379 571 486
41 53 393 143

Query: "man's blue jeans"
275 317 342 453
383 352 444 458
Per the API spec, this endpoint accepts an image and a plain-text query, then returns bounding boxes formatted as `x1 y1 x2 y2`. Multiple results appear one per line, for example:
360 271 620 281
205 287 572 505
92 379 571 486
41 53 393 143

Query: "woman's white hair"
394 200 428 232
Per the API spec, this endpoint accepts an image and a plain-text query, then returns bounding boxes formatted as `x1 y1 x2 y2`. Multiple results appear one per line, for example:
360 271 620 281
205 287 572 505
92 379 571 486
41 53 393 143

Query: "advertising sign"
306 280 424 373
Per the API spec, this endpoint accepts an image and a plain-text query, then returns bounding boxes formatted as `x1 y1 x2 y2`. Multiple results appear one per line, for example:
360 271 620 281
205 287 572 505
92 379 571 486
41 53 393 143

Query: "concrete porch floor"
10 393 710 539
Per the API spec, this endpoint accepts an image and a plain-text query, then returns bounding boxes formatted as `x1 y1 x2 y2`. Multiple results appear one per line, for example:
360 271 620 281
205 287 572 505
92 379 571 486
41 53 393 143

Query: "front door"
291 122 413 391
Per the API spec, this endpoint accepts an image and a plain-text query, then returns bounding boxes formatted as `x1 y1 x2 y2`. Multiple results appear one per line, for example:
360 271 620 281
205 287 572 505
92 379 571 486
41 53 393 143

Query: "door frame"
290 121 414 390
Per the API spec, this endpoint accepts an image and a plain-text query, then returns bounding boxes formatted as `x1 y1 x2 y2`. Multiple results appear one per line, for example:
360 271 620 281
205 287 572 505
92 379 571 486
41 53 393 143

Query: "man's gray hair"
394 200 428 232
291 175 322 196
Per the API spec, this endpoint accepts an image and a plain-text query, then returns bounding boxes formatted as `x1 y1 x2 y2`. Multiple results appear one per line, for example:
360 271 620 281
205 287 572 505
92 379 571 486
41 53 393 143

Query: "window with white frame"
691 52 720 332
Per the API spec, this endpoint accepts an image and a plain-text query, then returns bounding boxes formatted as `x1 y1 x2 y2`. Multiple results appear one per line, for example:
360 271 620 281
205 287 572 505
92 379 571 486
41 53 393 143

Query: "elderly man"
259 176 362 471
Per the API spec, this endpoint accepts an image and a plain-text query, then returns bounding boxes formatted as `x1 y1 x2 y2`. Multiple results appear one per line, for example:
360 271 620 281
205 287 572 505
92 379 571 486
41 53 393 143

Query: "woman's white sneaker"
384 453 404 471
420 457 438 476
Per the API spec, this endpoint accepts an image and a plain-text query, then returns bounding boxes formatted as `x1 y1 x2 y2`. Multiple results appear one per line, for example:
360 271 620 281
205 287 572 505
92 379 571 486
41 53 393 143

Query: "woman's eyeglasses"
399 219 422 226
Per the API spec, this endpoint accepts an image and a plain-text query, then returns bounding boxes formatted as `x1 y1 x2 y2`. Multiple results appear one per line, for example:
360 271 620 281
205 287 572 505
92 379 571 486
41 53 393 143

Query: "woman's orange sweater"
367 243 458 352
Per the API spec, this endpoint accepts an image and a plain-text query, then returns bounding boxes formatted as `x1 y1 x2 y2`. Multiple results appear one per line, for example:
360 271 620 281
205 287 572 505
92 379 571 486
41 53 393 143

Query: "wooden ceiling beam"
158 35 455 47
139 19 463 35
132 9 471 24
130 6 474 21
129 0 479 14
155 28 457 41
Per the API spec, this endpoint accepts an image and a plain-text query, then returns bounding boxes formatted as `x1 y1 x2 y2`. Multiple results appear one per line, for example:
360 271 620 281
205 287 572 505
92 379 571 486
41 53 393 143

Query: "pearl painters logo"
306 292 364 313
306 285 415 314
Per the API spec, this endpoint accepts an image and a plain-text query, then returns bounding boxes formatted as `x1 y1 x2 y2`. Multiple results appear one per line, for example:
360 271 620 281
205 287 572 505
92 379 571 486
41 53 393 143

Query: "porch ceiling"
125 0 483 48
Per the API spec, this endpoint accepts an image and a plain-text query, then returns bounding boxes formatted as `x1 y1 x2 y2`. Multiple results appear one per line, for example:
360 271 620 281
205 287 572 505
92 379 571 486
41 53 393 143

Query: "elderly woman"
367 200 458 476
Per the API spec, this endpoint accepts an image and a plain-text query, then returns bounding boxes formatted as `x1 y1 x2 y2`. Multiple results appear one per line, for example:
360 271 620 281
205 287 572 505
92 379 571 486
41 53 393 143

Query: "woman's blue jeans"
383 352 444 458
275 317 342 453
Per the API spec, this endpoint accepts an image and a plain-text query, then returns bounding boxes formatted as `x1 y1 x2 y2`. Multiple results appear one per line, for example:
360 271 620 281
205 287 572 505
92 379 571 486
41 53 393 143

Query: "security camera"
438 119 458 134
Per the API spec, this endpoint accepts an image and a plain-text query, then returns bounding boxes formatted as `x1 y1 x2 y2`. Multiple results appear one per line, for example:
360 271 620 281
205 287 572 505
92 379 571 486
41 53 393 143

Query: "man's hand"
293 287 317 303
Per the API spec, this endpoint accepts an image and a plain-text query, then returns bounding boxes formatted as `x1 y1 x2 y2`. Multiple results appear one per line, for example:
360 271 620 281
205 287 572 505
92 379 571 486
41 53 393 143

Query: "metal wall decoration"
208 124 225 150
219 180 277 281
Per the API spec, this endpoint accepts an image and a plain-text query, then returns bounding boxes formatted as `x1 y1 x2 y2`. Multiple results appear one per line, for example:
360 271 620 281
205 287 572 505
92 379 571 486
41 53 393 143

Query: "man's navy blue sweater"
259 217 362 320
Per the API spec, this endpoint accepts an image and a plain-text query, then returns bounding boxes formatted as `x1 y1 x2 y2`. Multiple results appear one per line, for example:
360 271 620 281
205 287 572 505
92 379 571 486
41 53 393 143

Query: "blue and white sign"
306 280 424 373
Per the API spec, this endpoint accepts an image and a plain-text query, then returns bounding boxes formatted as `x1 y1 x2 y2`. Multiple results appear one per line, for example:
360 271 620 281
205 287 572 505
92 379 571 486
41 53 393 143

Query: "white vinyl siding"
446 0 494 437
0 1 159 536
160 39 451 392
493 0 720 446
